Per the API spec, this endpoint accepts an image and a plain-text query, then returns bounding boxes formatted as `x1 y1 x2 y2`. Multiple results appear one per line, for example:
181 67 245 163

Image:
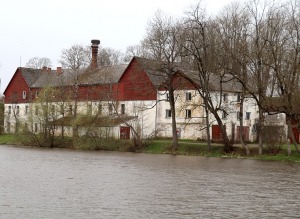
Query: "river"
0 145 299 218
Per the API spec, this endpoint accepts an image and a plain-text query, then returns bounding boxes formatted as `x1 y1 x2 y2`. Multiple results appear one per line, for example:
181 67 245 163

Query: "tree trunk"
214 114 233 153
169 88 179 151
258 107 264 155
205 104 211 151
239 94 250 155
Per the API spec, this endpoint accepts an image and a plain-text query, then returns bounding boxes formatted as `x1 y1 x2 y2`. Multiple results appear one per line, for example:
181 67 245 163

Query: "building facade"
3 42 259 142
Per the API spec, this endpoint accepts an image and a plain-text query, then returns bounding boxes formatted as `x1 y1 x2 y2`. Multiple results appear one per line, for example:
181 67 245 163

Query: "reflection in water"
0 145 299 219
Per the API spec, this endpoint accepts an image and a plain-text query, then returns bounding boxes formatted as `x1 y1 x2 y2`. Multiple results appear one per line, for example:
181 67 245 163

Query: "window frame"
222 111 228 119
245 112 251 120
186 92 192 101
121 104 125 115
185 109 192 118
223 93 228 102
22 91 27 99
165 109 172 118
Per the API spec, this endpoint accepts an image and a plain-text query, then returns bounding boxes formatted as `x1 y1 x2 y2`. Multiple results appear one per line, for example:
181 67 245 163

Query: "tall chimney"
56 67 62 75
91 39 100 70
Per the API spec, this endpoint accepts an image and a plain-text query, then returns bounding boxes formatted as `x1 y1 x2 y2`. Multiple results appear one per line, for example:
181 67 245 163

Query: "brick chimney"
56 67 62 75
47 67 51 74
42 66 47 71
91 39 100 70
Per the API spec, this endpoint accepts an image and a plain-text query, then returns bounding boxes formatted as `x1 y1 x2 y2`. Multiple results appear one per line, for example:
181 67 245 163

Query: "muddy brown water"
0 145 299 218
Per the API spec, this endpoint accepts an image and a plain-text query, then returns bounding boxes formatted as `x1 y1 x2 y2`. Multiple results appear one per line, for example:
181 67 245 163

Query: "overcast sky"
0 0 237 94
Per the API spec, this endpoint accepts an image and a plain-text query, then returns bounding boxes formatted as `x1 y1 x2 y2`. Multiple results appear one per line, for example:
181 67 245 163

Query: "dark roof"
31 69 77 88
20 68 42 86
134 57 242 92
16 57 242 93
135 57 180 87
181 70 243 93
79 64 127 85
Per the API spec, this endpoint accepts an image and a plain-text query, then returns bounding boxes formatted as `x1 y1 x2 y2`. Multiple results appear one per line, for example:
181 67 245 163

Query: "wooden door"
212 125 226 142
120 126 130 139
236 126 249 142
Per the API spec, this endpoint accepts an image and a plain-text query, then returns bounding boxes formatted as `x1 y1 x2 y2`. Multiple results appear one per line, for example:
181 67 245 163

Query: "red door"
212 125 226 142
289 127 300 143
236 126 249 142
120 126 130 139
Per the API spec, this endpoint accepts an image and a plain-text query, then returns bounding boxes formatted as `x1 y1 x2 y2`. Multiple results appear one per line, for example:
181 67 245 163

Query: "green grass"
142 139 300 162
0 134 299 162
0 134 23 145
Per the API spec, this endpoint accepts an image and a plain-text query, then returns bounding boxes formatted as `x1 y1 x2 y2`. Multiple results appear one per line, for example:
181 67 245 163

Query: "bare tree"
26 57 52 69
98 47 124 66
262 0 300 153
184 3 234 152
59 44 90 147
141 10 186 150
216 2 251 154
123 44 151 63
59 44 90 70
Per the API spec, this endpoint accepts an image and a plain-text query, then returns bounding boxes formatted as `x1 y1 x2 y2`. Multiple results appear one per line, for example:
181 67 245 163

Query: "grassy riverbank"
0 134 299 162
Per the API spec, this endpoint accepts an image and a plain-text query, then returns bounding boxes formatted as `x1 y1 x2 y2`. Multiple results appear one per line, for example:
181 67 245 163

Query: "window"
87 104 92 115
35 106 38 115
246 112 251 120
223 93 228 102
51 105 55 115
35 91 39 98
25 105 28 114
69 105 73 115
108 103 113 115
237 93 241 102
166 109 171 118
165 93 169 102
236 111 240 120
8 106 11 115
185 109 192 118
98 104 102 115
16 106 19 115
186 92 192 101
22 91 27 99
222 111 228 119
60 105 64 115
15 122 19 133
24 123 28 131
121 104 125 115
7 122 11 133
34 123 38 133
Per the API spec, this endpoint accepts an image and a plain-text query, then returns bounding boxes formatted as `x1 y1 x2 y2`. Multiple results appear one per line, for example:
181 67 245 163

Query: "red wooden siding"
4 69 31 104
172 73 198 90
118 58 157 101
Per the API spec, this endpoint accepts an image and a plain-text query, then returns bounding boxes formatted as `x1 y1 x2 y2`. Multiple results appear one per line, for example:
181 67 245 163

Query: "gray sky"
0 0 236 94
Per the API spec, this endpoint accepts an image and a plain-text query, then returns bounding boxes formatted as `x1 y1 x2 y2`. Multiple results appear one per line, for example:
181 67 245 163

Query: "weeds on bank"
0 134 299 162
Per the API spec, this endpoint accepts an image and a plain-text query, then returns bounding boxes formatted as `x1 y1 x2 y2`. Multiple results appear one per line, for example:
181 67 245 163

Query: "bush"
262 126 285 155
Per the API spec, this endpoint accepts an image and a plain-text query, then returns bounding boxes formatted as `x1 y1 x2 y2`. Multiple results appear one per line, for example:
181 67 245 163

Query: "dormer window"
22 91 27 99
